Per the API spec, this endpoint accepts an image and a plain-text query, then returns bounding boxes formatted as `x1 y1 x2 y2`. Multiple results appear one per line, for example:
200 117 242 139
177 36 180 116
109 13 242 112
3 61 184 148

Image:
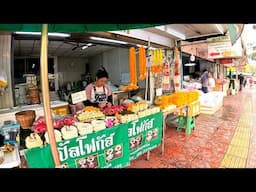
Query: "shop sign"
127 112 163 161
25 124 130 168
219 58 233 65
208 38 243 59
71 90 87 104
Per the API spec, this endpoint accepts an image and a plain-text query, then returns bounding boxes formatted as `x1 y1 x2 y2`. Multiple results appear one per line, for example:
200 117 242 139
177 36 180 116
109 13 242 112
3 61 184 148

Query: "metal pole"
40 24 61 167
146 38 151 161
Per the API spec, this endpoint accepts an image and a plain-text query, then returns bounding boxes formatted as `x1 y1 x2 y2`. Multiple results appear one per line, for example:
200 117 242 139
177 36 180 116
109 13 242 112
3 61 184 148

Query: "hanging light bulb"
190 54 195 62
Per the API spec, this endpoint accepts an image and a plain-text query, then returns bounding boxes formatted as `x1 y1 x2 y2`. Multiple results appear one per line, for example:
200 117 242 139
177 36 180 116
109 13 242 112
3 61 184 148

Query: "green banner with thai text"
128 112 163 161
25 124 130 168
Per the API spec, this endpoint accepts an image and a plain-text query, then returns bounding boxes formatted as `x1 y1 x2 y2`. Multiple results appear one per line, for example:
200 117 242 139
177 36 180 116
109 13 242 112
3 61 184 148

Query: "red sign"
219 58 233 65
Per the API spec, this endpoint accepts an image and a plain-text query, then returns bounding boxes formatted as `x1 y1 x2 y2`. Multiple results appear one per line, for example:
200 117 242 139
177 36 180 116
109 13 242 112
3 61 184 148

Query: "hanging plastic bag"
0 71 8 88
0 70 8 95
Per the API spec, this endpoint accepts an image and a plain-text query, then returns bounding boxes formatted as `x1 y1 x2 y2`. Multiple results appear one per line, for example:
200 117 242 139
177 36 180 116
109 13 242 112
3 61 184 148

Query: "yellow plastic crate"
52 105 69 116
178 100 200 117
188 100 200 116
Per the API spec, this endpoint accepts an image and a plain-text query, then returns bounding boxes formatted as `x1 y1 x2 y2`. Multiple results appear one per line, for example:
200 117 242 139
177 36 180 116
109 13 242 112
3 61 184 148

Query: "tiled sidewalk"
129 88 256 168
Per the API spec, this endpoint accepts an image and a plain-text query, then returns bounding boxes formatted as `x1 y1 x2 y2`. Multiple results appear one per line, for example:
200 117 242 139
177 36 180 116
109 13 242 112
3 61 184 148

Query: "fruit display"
171 91 199 106
61 125 78 140
25 133 43 149
120 114 138 124
150 49 163 73
139 46 147 81
119 84 139 91
44 129 62 144
84 106 100 112
127 101 149 113
75 122 93 136
101 105 126 116
106 116 120 128
32 116 76 133
63 116 77 126
91 120 106 132
161 104 177 113
137 107 161 118
129 47 137 86
154 91 199 109
32 117 47 134
76 110 105 122
53 118 64 129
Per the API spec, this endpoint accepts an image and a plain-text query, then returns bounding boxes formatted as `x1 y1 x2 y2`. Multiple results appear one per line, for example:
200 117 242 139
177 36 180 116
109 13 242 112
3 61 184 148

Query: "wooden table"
146 105 189 160
161 105 189 155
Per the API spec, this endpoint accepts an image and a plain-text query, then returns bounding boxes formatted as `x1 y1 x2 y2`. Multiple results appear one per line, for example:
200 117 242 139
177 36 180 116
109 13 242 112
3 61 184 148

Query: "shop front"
0 24 230 168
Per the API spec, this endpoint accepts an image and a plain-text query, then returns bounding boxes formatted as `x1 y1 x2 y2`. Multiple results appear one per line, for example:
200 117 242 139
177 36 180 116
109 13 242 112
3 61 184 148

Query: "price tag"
156 88 163 96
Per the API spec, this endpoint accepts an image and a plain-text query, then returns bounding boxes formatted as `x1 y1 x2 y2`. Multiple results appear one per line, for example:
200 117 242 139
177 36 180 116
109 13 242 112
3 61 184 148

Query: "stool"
177 116 195 135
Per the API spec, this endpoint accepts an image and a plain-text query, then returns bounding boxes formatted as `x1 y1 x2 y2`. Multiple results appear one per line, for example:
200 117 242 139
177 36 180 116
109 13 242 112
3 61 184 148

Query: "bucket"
29 87 40 104
15 110 35 129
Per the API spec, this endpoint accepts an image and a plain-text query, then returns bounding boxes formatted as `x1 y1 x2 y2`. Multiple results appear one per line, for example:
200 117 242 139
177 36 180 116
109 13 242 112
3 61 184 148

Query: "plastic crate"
52 105 69 116
188 100 200 116
178 100 200 117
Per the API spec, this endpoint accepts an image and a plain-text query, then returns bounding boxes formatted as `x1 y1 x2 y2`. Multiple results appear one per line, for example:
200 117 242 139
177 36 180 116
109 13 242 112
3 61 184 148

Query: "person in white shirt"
208 72 215 91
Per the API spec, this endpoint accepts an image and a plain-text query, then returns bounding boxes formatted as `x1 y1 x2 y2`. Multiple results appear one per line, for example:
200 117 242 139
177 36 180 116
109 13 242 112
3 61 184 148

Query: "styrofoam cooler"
15 83 27 97
18 96 28 104
14 88 19 98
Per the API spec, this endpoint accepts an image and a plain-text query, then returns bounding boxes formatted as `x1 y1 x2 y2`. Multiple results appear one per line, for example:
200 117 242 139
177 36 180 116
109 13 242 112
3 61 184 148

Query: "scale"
0 121 20 145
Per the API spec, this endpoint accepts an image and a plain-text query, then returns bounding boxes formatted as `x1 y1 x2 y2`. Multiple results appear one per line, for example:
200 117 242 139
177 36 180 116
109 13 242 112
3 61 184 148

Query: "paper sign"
71 91 87 104
156 88 163 96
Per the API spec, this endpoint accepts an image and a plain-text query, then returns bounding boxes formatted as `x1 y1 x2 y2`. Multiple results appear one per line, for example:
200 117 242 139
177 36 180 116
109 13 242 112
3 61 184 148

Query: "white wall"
88 53 103 82
88 47 147 87
57 57 88 86
89 48 129 86
0 35 13 108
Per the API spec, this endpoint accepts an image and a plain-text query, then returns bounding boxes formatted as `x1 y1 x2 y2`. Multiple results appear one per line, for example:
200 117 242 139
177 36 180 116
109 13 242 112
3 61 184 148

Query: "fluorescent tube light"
136 44 147 48
87 43 93 46
166 28 186 40
15 31 70 37
82 45 88 50
155 26 186 40
90 36 128 44
185 63 196 66
215 24 224 34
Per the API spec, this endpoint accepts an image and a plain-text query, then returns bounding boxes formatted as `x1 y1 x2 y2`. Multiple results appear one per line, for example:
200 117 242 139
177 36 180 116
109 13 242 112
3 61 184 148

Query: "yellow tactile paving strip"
220 100 252 168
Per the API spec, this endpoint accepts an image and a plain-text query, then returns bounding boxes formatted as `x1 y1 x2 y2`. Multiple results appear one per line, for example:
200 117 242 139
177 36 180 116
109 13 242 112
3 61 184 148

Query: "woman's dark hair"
96 67 109 79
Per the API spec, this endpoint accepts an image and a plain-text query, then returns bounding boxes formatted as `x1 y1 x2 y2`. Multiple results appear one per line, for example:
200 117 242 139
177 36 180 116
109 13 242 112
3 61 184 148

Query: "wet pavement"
129 88 256 168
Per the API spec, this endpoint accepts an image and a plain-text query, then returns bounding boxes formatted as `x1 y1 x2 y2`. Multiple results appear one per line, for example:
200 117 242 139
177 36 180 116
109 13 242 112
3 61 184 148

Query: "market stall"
0 24 204 168
20 43 200 167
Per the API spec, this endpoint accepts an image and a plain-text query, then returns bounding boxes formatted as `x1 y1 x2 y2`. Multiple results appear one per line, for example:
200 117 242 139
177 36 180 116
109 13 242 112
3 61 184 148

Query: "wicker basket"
15 110 36 129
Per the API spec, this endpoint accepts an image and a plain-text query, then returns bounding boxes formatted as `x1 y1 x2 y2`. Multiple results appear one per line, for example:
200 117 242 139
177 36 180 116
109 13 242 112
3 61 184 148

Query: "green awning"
0 24 163 33
228 24 244 45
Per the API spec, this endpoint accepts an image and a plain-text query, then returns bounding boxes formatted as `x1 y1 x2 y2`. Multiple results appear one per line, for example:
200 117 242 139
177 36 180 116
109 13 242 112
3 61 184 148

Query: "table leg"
161 114 166 155
186 106 189 135
146 151 150 161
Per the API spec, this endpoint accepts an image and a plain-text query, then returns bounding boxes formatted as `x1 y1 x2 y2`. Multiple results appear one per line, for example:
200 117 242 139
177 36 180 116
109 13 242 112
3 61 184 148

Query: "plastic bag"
0 71 8 88
0 70 8 95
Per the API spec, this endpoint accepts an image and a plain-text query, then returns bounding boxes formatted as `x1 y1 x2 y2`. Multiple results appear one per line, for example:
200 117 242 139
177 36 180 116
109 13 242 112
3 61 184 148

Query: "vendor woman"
84 67 112 108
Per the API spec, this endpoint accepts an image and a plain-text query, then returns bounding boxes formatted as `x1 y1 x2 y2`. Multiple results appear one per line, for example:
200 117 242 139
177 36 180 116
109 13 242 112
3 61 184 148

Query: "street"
129 88 256 168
